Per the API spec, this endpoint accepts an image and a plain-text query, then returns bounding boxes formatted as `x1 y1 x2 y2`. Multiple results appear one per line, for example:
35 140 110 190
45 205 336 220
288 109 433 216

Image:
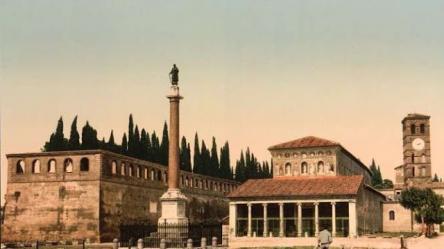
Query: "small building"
227 136 385 240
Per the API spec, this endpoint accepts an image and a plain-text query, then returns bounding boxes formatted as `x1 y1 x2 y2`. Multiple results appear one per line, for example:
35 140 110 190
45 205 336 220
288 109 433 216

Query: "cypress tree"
128 114 135 156
220 142 232 179
185 143 192 172
235 150 246 182
68 116 80 150
193 133 201 174
107 130 119 153
121 133 128 154
44 116 68 151
180 136 188 171
201 140 211 175
151 131 160 163
140 129 150 160
159 122 169 166
134 125 141 158
210 137 219 177
81 121 99 150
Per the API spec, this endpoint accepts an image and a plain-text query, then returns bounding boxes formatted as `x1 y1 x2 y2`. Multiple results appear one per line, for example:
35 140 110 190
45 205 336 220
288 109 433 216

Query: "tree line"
368 159 394 189
43 115 272 182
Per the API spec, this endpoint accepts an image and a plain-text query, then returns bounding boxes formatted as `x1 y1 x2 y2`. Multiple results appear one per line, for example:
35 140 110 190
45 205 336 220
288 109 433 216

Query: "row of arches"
109 160 237 192
409 123 426 134
15 158 89 175
280 161 334 176
275 150 333 159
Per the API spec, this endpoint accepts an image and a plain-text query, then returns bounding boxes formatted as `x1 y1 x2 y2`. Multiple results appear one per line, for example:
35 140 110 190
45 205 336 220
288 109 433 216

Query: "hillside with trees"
42 115 272 182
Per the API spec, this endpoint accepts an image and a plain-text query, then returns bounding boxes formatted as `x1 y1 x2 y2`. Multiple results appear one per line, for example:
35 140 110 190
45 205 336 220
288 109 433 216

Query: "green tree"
433 174 439 182
121 133 128 154
400 187 444 237
180 136 192 172
81 121 99 150
235 150 246 182
200 140 211 175
134 125 141 158
210 137 220 177
127 114 135 156
151 131 160 163
382 179 394 189
159 122 169 166
44 117 68 151
369 159 383 187
219 142 232 179
140 129 151 160
193 133 201 174
68 116 80 150
107 130 120 153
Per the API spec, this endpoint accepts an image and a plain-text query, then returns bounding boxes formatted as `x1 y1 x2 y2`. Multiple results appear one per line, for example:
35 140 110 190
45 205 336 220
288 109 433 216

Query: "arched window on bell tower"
410 124 416 134
420 124 425 134
411 153 415 163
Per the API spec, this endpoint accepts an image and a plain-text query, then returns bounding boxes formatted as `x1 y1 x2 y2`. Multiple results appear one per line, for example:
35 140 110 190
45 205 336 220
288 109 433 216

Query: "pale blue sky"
1 0 444 204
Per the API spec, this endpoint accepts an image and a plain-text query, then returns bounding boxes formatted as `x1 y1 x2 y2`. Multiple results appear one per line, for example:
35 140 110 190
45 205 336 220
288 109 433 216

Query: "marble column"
314 202 319 236
297 203 302 237
279 202 284 237
247 203 252 237
229 203 237 238
331 202 336 237
263 203 268 237
348 200 357 237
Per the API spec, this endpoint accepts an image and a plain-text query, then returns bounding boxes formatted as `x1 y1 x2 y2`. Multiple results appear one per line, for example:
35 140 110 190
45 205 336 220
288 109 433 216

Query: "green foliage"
159 122 169 165
433 173 439 182
80 121 99 150
180 136 192 172
44 116 68 151
400 187 444 237
68 116 80 150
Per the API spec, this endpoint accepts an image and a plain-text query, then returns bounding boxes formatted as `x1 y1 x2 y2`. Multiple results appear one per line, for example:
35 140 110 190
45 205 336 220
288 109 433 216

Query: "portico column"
331 202 336 237
263 203 268 237
314 202 319 236
348 200 357 238
229 203 237 238
297 202 302 237
247 203 252 237
279 202 284 237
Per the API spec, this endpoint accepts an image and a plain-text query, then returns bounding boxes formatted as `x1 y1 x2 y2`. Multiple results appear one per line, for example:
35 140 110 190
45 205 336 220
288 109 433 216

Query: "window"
157 170 162 181
111 161 117 175
411 154 415 163
301 162 308 174
144 168 148 179
80 158 89 172
317 161 325 173
48 159 56 173
150 169 155 180
410 124 416 134
285 163 292 176
128 165 134 176
32 160 41 174
279 165 284 176
136 165 141 178
421 154 427 163
64 158 73 173
420 124 425 134
389 210 395 220
121 163 126 176
329 164 335 172
16 160 25 174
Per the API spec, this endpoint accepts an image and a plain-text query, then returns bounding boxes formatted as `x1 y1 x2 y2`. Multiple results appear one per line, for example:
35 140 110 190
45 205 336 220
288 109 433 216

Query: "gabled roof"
268 136 339 150
227 175 364 199
402 113 430 123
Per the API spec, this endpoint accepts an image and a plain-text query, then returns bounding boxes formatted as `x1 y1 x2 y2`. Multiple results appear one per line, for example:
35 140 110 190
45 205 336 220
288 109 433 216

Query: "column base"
158 188 189 239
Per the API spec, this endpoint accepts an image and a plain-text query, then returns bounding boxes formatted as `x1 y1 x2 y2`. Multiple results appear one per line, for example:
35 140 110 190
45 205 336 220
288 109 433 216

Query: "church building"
227 136 386 240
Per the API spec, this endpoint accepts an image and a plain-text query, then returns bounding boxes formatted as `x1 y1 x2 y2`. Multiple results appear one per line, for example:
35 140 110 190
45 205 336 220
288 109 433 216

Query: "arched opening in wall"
144 167 148 179
420 167 426 177
205 180 209 189
195 179 199 188
157 170 162 181
411 154 415 164
150 169 155 180
111 161 117 175
128 165 134 177
16 160 25 174
420 124 425 134
121 163 126 176
410 124 416 134
80 158 89 172
317 161 325 174
329 164 334 173
48 159 56 173
32 160 41 174
412 167 416 177
279 165 284 176
421 154 427 163
389 210 395 220
285 163 292 176
64 158 73 173
185 176 189 187
301 162 308 174
136 165 141 178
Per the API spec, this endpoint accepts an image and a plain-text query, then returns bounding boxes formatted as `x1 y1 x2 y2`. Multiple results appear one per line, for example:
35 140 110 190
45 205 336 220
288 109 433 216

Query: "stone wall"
382 202 412 232
356 185 385 234
2 150 239 243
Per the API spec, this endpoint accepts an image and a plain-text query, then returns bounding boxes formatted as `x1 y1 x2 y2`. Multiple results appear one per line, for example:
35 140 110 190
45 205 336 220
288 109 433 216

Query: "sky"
1 0 444 205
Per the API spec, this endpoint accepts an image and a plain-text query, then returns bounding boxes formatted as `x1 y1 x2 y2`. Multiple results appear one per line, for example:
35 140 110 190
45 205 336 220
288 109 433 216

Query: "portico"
229 199 356 238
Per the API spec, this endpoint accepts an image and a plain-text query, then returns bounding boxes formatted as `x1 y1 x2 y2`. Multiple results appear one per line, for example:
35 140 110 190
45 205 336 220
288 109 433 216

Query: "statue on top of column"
169 64 179 86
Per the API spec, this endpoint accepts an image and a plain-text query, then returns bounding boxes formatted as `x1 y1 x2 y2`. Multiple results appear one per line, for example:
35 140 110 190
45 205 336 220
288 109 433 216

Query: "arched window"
420 124 425 134
32 160 41 174
412 167 416 177
121 163 126 176
111 161 117 175
128 165 134 177
64 158 73 173
144 167 148 179
301 162 308 174
279 165 284 176
329 164 335 172
389 210 395 220
317 161 325 173
285 163 292 176
136 165 141 178
421 154 427 163
185 177 189 187
16 160 25 174
410 124 416 134
80 158 89 172
157 170 162 181
150 169 155 180
48 159 56 173
411 154 415 163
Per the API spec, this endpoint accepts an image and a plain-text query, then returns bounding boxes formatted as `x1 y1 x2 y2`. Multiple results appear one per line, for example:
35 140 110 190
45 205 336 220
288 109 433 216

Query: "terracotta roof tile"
268 136 339 150
227 175 363 198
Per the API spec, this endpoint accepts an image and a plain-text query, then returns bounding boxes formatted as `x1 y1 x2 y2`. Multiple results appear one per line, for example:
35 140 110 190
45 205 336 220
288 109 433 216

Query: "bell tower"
401 113 431 182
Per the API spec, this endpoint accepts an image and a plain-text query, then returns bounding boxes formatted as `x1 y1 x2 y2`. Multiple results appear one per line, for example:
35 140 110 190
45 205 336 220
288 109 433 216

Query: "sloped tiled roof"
268 136 339 150
227 175 364 199
402 113 430 123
